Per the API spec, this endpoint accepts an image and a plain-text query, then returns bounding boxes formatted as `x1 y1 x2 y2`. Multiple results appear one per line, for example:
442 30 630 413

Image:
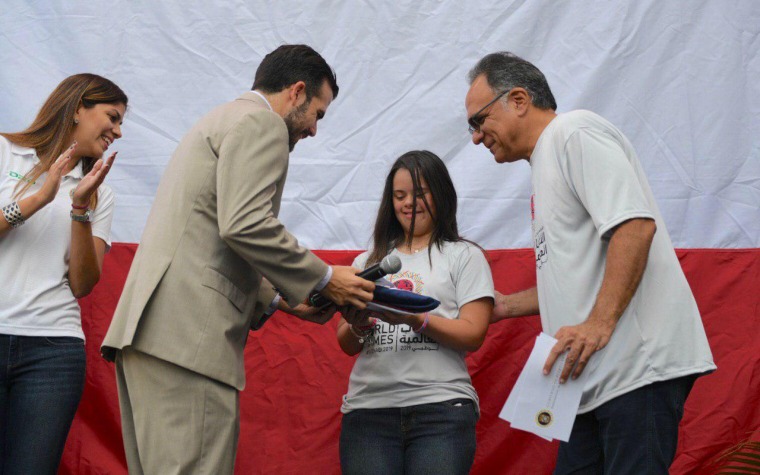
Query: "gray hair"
468 52 557 111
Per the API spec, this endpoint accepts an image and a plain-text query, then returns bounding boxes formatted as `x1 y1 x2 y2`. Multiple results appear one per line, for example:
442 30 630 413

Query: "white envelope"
499 333 590 442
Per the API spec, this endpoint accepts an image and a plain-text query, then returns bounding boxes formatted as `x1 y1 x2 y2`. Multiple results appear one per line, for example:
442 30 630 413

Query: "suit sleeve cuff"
313 266 332 292
266 293 282 316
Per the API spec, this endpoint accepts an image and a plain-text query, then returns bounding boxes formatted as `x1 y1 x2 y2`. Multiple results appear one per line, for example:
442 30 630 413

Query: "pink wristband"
412 313 429 333
71 202 89 210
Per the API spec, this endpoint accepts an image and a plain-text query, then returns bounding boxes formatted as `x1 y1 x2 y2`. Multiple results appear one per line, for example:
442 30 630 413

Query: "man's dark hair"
468 52 557 111
253 44 339 101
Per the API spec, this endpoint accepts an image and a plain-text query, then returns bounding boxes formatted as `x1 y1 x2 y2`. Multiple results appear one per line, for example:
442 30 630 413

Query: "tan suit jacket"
102 92 327 390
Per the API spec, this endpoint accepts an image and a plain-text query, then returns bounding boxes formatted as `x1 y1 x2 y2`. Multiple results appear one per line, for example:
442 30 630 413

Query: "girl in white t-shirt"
0 74 127 474
337 150 494 475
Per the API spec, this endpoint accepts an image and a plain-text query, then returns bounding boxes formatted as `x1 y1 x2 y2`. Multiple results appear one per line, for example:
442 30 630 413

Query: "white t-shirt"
530 110 716 413
0 136 115 340
341 240 494 414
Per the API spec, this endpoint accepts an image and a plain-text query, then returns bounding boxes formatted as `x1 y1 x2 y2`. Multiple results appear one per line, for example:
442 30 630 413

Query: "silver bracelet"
349 323 374 344
2 201 25 228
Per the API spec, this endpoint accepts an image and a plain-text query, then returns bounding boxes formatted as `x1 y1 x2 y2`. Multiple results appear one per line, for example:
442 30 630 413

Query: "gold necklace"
401 242 428 254
398 236 431 255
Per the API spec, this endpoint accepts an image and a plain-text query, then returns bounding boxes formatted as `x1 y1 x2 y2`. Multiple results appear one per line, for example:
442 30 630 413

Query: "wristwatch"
70 209 92 223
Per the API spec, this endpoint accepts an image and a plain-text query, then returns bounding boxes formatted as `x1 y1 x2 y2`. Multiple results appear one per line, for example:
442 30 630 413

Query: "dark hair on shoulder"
468 52 557 111
252 44 339 101
368 150 481 266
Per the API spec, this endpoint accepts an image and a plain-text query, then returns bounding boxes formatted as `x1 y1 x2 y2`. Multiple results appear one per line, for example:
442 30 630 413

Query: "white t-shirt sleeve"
561 128 654 239
0 138 12 180
452 243 495 308
91 184 115 250
352 251 370 271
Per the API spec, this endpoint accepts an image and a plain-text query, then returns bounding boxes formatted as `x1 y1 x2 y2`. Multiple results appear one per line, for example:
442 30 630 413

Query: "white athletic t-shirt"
341 241 494 414
0 136 115 340
530 110 715 413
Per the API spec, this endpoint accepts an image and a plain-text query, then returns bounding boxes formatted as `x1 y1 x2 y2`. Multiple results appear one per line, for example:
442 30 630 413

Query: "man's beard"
283 100 310 152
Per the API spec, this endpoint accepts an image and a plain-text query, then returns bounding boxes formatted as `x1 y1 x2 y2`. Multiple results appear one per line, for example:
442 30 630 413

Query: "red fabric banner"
61 246 760 474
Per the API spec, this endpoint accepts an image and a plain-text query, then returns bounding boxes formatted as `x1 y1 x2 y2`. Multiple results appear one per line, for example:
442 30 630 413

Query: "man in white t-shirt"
465 52 715 474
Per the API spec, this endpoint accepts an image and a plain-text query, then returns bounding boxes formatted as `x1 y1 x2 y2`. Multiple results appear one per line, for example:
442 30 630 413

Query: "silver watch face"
70 209 92 222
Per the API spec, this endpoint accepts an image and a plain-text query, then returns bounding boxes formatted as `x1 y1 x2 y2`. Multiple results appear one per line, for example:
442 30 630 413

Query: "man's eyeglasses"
467 89 511 135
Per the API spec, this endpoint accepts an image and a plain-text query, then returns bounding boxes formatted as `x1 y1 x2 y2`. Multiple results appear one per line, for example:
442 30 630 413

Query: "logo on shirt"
534 225 548 269
389 271 424 294
363 320 440 354
362 270 438 354
8 171 35 184
394 279 414 292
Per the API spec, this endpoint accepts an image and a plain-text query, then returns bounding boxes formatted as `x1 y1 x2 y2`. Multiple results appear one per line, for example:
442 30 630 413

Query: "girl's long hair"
367 150 468 266
1 73 128 208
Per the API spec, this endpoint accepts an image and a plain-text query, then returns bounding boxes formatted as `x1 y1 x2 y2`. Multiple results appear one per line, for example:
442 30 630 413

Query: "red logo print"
394 279 415 292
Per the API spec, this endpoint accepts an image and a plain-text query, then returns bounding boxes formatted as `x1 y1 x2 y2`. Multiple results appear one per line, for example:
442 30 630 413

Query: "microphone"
309 255 402 308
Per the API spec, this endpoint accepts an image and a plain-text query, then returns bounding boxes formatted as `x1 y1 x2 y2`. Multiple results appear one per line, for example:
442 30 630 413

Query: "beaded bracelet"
412 313 430 333
2 201 25 228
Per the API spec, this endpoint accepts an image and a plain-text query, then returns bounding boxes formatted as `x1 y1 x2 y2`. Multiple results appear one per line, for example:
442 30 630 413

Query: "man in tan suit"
102 45 374 474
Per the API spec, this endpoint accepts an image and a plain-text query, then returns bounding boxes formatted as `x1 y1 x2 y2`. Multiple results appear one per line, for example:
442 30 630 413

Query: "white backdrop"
2 0 758 248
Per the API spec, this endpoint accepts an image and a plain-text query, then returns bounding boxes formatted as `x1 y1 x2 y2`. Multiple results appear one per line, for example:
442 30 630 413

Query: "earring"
74 118 79 125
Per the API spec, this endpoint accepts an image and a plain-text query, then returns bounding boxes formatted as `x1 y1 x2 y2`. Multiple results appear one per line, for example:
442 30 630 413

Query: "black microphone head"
380 255 402 274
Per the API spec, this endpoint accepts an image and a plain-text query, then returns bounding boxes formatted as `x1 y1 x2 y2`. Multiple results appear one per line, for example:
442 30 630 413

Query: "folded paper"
499 332 590 442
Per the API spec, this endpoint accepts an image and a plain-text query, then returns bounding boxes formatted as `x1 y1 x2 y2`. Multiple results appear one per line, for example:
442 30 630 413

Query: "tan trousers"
115 348 239 475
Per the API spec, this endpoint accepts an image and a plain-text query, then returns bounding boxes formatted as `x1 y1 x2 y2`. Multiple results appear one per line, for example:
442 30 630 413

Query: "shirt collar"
64 161 84 179
9 142 36 158
250 90 273 111
9 142 84 179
